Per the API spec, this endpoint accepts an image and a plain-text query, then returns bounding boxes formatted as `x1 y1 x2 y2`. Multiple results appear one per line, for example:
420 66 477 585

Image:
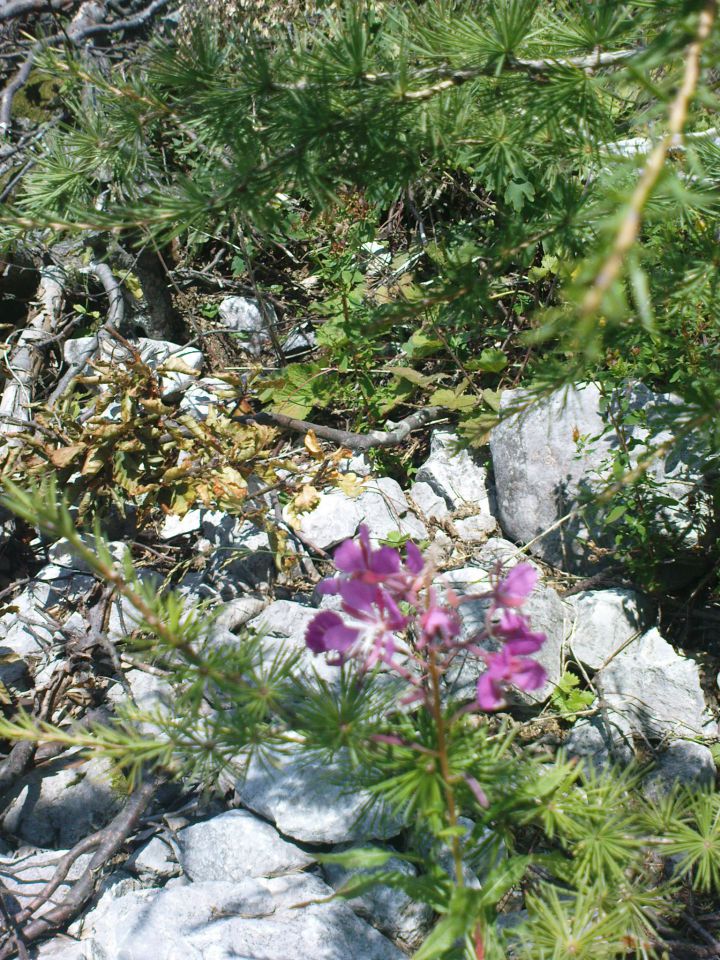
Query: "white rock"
489 383 711 574
178 377 229 420
159 509 204 541
566 588 652 671
287 478 427 551
127 835 181 881
409 480 449 520
83 873 404 960
177 809 315 881
564 716 634 771
237 747 404 844
595 628 715 739
218 296 276 356
416 428 493 514
282 324 316 355
323 844 432 949
201 513 273 589
454 514 497 543
2 755 123 848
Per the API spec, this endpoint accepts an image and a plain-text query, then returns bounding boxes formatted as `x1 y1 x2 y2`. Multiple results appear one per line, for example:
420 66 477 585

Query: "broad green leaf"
403 331 443 359
430 387 476 413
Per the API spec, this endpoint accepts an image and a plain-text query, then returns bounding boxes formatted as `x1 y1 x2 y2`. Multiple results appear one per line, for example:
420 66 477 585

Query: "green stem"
427 646 464 887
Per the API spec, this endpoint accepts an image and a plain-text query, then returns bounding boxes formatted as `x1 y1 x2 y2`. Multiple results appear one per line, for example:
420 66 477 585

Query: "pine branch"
581 0 717 318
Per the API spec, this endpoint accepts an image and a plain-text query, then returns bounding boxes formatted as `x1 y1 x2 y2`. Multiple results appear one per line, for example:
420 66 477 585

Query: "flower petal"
477 672 505 711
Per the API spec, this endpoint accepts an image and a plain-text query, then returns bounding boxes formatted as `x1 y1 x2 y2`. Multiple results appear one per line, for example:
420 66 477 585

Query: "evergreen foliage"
2 1 720 956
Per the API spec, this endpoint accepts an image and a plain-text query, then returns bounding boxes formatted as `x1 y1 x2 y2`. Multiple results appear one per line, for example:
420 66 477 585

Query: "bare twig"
245 405 445 452
47 260 125 407
0 0 76 21
581 1 717 317
0 776 160 956
0 265 65 443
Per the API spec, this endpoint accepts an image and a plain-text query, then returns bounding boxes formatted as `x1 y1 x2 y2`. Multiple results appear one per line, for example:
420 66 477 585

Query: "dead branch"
0 266 65 444
0 0 171 136
0 776 159 957
245 405 446 452
47 260 125 407
0 0 76 21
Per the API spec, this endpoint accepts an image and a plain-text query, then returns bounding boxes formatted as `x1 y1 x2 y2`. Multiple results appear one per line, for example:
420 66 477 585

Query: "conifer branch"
581 0 717 318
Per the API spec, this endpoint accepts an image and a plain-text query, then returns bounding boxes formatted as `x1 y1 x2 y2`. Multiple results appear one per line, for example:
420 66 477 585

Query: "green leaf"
403 331 443 359
504 180 535 212
605 504 627 524
388 365 436 387
318 847 400 870
430 387 477 413
470 348 507 373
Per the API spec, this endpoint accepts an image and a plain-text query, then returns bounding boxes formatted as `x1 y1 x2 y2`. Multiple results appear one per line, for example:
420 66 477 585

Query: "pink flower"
306 611 359 658
476 647 546 711
318 526 426 600
419 593 460 647
494 610 545 655
493 563 538 609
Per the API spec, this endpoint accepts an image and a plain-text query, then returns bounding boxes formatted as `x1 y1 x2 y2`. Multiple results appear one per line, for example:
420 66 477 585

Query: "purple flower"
492 563 538 609
306 611 359 658
419 593 461 647
494 610 545 655
318 526 426 601
476 647 546 711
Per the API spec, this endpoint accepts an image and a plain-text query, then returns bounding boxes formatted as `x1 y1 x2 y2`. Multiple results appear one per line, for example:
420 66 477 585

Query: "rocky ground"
0 299 716 958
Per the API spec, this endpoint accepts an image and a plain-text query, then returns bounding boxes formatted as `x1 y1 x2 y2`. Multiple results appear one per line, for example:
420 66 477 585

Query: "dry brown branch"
581 0 717 317
246 405 445 452
0 0 75 21
0 776 160 957
0 266 65 444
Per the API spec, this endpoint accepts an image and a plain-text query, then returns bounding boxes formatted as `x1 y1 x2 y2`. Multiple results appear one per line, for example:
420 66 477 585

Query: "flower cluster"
305 526 546 711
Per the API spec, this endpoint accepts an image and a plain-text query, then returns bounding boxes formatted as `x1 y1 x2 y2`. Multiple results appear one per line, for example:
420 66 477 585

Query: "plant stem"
427 646 465 887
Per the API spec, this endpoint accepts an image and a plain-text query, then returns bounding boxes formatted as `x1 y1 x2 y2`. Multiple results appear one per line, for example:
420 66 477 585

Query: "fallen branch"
0 776 160 957
245 405 445 452
47 260 125 407
0 266 65 444
0 0 76 21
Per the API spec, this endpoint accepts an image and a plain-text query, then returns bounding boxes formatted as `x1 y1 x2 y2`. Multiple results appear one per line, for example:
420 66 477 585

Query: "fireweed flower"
476 646 546 711
305 529 546 707
491 563 538 610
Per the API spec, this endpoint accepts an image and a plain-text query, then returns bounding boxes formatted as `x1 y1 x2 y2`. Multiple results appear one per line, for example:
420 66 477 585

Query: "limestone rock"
237 748 404 844
83 873 405 960
218 296 275 356
2 755 123 848
177 809 315 881
566 588 652 671
323 845 432 949
489 383 712 574
595 628 715 739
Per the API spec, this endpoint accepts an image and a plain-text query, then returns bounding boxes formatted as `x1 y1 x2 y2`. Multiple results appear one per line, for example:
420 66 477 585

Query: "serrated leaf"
46 443 86 469
403 331 443 359
430 387 476 413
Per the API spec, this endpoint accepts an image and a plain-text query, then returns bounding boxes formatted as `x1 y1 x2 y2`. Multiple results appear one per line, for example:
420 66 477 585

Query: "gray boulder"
594 628 716 739
489 383 713 574
237 747 404 844
83 873 405 960
323 844 432 949
2 755 123 848
286 477 427 551
177 809 314 881
642 741 717 800
566 588 652 671
0 847 93 920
